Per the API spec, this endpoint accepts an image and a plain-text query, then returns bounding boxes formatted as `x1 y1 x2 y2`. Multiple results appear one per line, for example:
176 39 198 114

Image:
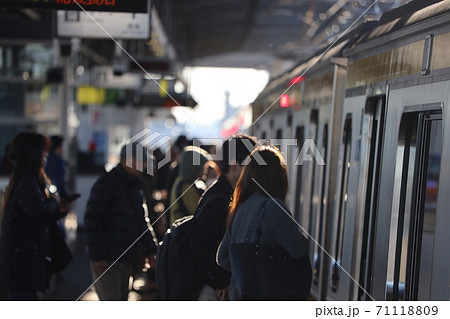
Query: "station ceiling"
0 0 434 78
153 0 414 73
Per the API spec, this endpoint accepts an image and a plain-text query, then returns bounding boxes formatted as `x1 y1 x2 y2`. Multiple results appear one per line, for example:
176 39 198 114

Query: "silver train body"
251 1 450 301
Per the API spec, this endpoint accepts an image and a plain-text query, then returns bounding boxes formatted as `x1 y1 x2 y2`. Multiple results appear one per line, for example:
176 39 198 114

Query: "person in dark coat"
189 133 257 300
217 145 311 300
84 142 158 301
0 132 67 300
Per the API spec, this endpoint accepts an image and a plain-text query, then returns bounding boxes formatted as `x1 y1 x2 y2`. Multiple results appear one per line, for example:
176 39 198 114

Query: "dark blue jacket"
217 192 310 300
84 164 157 263
45 152 67 197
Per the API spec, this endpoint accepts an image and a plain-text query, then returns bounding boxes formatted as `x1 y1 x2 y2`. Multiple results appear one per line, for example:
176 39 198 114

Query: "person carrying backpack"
189 134 257 300
156 145 211 300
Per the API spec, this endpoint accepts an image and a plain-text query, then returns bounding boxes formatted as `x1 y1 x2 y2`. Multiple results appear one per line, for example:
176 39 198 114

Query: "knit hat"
178 145 212 182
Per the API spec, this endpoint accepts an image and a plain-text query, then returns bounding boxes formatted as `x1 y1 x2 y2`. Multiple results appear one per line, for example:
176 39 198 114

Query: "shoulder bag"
229 200 312 300
49 219 73 274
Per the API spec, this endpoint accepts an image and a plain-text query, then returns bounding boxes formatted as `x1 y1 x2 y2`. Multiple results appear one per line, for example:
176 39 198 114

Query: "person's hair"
3 132 51 211
227 145 288 228
50 135 64 153
220 133 257 174
119 142 152 162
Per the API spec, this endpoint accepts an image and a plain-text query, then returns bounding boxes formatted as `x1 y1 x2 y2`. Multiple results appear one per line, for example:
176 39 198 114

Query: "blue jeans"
8 289 38 301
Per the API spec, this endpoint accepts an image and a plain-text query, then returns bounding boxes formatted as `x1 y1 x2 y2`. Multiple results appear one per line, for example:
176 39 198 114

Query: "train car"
253 20 372 300
251 0 450 301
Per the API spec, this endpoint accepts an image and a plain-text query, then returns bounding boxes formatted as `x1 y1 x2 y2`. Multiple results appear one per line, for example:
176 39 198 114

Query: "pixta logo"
125 129 326 177
124 129 172 176
193 138 325 166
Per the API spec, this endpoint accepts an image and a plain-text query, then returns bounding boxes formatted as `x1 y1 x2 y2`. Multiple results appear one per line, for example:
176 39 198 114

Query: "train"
251 0 450 301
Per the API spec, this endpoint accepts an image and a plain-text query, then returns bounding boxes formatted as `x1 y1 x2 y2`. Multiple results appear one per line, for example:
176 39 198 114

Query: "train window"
287 114 293 138
387 110 442 301
331 117 352 292
261 131 266 140
276 129 282 140
293 126 305 222
308 110 319 237
308 110 318 286
312 123 328 285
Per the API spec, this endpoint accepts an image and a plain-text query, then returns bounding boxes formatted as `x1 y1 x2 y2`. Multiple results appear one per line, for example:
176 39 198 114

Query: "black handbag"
229 201 312 300
49 220 73 274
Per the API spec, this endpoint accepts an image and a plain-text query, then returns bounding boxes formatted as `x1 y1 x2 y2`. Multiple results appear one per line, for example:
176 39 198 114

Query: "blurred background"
0 0 414 300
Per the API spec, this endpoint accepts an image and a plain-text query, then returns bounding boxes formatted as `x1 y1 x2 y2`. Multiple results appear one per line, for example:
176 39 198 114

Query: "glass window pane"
332 117 352 292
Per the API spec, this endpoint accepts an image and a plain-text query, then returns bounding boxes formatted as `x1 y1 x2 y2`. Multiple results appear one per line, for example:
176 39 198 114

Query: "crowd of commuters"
0 130 312 301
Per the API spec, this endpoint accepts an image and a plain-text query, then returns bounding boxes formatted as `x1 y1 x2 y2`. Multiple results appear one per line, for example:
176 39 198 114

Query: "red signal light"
289 76 304 85
280 94 290 108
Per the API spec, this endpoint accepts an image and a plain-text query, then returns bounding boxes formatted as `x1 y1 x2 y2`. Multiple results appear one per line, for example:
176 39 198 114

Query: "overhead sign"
57 10 150 39
76 85 127 105
77 85 106 105
0 0 148 13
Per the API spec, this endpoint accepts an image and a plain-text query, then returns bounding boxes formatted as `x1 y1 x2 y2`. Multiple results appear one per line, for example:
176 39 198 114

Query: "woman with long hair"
217 145 312 300
0 132 67 300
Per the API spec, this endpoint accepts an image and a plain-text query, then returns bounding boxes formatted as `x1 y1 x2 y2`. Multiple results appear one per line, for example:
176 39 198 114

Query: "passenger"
45 135 69 282
165 135 189 201
168 145 211 225
189 134 257 300
139 154 164 240
164 135 189 227
217 145 312 300
84 142 158 301
0 132 68 300
45 135 67 198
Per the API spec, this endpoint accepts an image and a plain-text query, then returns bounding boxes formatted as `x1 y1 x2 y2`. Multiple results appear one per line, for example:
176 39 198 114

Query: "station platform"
43 228 160 301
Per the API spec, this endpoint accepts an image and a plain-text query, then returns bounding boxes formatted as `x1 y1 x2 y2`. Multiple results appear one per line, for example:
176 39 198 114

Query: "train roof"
352 0 450 47
253 0 450 106
253 20 375 104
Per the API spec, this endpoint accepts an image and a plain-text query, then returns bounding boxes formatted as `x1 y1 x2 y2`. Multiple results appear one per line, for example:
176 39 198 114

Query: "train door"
353 96 386 300
288 109 317 229
271 112 291 202
309 107 331 300
373 80 450 301
325 94 364 300
386 105 443 300
309 62 346 300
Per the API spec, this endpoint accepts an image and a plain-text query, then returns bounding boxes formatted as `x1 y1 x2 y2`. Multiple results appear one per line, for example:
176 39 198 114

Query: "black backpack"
155 192 226 300
155 215 202 300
